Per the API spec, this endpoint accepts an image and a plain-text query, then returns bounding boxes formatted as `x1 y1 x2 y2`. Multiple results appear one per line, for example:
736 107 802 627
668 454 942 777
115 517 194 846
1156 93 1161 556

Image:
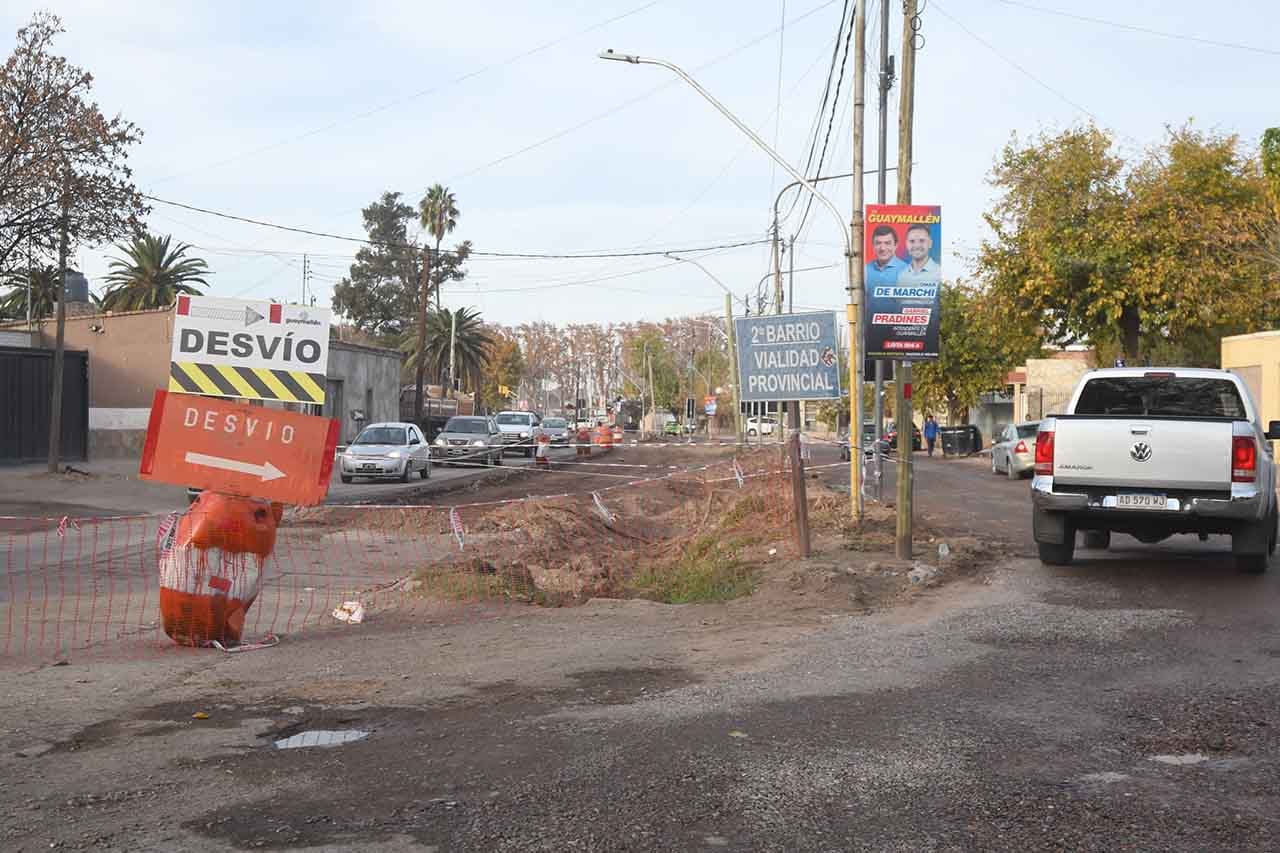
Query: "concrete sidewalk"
1 459 187 518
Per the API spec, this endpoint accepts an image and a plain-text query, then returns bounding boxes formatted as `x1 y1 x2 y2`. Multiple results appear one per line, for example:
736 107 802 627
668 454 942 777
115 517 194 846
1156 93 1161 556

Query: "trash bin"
939 427 973 457
967 424 983 453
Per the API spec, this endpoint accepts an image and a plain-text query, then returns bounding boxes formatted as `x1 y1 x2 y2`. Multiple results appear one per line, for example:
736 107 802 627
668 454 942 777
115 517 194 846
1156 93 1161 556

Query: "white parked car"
745 416 777 437
494 411 541 457
340 422 431 483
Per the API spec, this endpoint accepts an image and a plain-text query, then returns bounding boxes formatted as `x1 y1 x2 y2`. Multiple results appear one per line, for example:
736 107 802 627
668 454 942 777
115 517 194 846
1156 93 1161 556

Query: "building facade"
4 307 402 456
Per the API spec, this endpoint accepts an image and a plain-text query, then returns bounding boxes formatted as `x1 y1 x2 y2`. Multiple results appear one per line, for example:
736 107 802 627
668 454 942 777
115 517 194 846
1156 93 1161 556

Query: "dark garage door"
0 346 88 463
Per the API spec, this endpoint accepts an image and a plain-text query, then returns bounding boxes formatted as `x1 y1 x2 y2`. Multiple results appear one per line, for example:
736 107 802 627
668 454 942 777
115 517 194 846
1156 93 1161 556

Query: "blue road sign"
735 311 842 403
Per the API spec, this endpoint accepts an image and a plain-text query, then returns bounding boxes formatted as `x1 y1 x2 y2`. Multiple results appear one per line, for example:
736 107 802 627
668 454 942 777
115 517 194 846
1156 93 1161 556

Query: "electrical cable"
996 0 1280 57
931 1 1098 121
149 1 664 184
141 193 768 259
791 0 855 238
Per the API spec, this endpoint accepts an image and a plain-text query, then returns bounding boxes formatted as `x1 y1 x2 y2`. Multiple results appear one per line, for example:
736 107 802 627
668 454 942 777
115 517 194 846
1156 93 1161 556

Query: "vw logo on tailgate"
1130 441 1152 462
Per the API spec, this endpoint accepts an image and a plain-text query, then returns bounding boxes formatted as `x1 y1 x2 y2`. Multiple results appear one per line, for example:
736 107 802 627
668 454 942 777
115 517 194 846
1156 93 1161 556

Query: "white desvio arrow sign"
184 451 286 482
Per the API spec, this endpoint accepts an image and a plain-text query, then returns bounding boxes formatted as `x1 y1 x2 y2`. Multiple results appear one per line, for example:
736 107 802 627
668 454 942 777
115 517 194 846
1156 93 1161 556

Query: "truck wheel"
1082 530 1110 550
1038 539 1075 566
420 462 431 479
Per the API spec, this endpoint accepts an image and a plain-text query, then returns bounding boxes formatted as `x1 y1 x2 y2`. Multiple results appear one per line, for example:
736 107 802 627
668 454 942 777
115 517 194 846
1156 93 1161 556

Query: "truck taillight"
1014 440 1028 454
1232 436 1257 483
1034 429 1054 476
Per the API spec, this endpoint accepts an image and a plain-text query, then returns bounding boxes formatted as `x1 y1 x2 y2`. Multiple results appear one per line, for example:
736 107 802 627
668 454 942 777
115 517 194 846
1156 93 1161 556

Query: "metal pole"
873 0 893 502
772 221 785 443
26 238 33 328
848 0 867 519
727 293 742 444
47 174 70 474
448 308 457 394
787 235 801 436
647 345 656 438
895 0 919 560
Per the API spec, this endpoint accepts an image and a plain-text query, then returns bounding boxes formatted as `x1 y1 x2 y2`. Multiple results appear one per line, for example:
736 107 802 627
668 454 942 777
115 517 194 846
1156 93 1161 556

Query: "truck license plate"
1117 493 1168 510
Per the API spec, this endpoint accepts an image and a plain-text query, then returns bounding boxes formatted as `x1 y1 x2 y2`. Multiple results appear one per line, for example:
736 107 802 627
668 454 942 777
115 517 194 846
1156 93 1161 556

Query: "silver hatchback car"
340 422 432 483
991 421 1040 480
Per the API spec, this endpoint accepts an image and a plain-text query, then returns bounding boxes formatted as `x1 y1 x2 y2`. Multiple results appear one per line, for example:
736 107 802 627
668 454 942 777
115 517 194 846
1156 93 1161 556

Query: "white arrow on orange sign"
184 451 285 482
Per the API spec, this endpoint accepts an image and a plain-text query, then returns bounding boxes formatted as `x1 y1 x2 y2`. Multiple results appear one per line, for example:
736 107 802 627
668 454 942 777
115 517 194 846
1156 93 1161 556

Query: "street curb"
329 445 616 506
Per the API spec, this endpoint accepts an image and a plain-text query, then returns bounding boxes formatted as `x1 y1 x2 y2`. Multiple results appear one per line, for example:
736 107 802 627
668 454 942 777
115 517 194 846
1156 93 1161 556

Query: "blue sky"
5 1 1273 327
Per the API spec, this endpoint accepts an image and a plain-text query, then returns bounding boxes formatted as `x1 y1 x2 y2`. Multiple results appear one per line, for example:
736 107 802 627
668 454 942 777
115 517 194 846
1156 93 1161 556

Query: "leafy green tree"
0 266 59 320
413 184 469 422
914 283 1036 423
625 329 680 414
400 306 492 392
331 191 471 343
980 124 1273 361
331 192 419 339
478 328 525 412
99 233 208 311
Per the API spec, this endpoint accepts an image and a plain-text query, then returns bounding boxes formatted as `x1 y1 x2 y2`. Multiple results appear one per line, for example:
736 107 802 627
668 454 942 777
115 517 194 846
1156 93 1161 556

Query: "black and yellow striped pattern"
169 361 326 404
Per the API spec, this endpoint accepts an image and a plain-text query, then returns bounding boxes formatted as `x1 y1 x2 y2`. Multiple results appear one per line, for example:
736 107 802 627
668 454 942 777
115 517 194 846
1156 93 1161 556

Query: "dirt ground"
0 444 1016 851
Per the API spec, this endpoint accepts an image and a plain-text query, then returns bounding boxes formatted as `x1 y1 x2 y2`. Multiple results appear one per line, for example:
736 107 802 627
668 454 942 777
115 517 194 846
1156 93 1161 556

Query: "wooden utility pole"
788 433 812 557
872 0 894 502
412 246 431 425
47 175 70 474
895 0 919 560
848 0 867 521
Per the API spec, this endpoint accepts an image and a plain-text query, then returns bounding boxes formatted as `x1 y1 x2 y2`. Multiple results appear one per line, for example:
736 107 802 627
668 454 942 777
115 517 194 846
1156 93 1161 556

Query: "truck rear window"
1074 377 1246 419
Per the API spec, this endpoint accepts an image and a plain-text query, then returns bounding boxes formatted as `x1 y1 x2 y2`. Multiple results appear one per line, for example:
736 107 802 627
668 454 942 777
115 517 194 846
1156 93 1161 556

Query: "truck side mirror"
1267 422 1280 441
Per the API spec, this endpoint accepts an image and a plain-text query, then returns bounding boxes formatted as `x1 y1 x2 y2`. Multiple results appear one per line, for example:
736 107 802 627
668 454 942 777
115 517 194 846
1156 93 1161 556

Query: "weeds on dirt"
631 533 755 604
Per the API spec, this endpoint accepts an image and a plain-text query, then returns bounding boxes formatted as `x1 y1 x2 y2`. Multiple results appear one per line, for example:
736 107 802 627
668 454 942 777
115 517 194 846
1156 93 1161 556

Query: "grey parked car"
340 422 431 483
991 421 1040 479
539 416 571 445
431 416 503 467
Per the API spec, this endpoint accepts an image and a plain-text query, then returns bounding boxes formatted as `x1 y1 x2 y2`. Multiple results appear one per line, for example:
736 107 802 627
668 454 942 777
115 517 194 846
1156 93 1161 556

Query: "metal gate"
0 346 88 463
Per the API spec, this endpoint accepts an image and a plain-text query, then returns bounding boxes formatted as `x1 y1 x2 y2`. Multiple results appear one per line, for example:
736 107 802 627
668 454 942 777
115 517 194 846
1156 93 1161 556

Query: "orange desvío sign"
140 390 339 506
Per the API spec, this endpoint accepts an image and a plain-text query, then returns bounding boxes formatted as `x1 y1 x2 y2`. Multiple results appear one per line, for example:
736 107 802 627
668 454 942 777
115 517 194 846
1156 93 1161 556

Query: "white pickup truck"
1031 368 1280 573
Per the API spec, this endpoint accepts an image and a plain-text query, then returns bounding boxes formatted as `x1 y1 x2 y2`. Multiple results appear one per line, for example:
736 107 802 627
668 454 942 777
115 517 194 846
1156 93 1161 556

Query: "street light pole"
664 253 745 444
601 49 865 520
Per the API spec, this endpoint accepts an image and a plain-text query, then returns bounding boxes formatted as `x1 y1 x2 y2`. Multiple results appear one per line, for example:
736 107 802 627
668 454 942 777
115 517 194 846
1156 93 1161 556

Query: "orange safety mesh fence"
1 448 808 658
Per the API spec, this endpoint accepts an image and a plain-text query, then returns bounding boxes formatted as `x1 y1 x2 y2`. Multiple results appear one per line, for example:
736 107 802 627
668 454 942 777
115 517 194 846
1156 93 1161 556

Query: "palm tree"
401 307 492 391
100 233 209 311
0 267 60 321
412 184 460 422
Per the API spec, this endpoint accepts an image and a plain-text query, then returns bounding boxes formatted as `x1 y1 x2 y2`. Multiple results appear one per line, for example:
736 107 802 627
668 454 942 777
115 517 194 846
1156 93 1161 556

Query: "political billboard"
735 311 842 403
863 204 942 360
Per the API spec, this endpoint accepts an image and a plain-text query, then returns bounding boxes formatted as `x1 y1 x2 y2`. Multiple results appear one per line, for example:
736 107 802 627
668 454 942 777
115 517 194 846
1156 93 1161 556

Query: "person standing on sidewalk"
923 415 939 457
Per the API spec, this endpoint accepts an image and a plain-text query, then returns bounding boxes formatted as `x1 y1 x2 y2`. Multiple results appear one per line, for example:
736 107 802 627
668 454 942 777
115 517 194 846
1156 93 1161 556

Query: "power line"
996 0 1280 57
792 0 855 237
446 0 839 185
142 194 768 259
149 1 664 184
778 0 852 224
932 1 1099 122
769 0 788 201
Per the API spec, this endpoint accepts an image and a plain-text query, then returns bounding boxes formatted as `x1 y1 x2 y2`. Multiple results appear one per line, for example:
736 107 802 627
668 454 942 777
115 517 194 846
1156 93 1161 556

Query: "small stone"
908 564 939 586
282 706 304 715
704 837 730 847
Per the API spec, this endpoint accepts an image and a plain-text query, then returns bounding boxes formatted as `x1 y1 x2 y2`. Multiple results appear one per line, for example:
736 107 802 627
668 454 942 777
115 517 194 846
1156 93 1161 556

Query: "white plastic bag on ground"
332 601 365 624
